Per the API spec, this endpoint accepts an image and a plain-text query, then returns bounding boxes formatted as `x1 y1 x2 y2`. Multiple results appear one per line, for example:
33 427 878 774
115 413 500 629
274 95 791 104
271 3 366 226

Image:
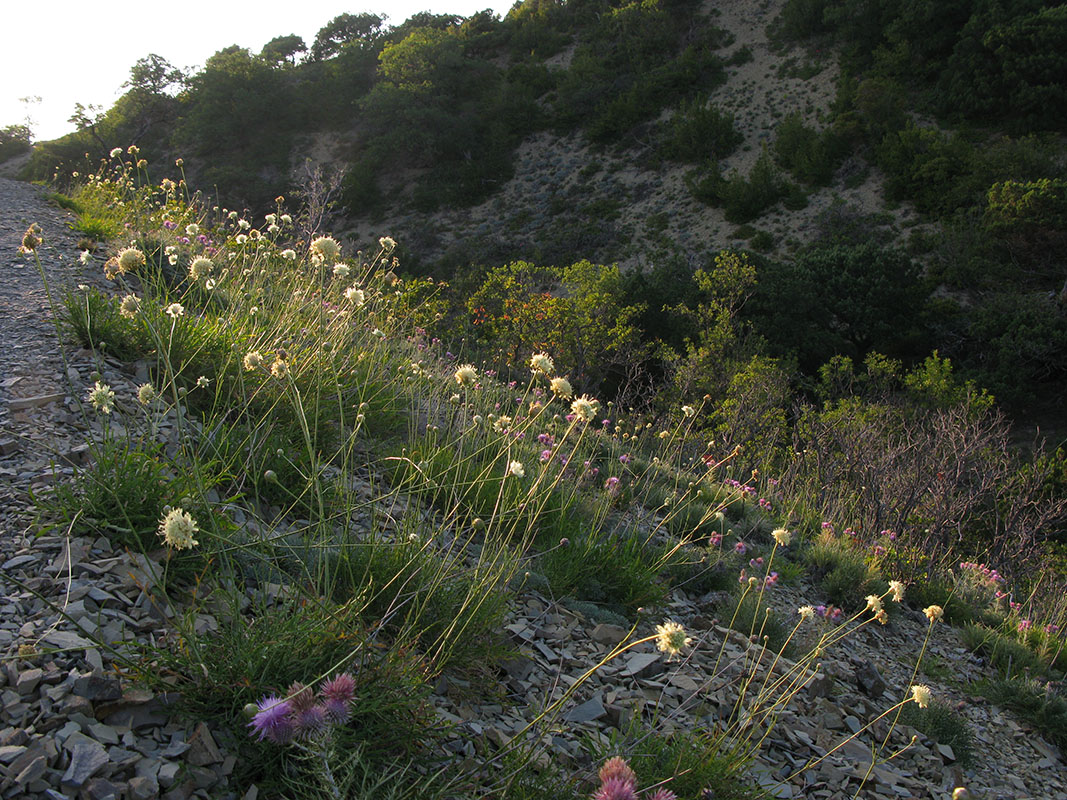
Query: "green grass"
899 700 976 767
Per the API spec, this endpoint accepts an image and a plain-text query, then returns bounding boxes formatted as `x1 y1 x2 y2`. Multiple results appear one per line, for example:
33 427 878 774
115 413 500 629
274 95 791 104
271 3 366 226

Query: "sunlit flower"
507 460 525 478
117 247 145 274
189 256 213 280
594 779 637 800
186 223 200 236
87 381 115 414
280 248 296 260
681 404 695 418
18 224 42 254
165 302 185 318
379 236 396 252
530 352 554 374
888 580 906 602
196 376 210 388
109 147 122 158
570 394 599 422
310 236 341 263
119 294 141 318
344 287 365 305
79 249 92 265
333 263 350 278
655 620 691 658
772 528 792 547
137 383 158 405
158 507 199 550
244 351 263 371
866 595 883 615
798 605 815 622
549 376 573 398
910 684 932 708
454 364 477 386
271 359 290 379
923 605 943 623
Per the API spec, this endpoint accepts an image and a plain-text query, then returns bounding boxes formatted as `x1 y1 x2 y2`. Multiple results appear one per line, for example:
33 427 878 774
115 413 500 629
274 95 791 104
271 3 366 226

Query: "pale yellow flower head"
137 384 158 405
549 376 573 399
244 351 263 371
655 620 691 659
772 528 792 547
866 595 883 614
117 247 145 274
119 294 141 318
310 236 341 263
87 381 115 414
189 256 213 281
923 605 944 623
910 684 932 708
798 605 815 622
507 460 525 478
888 580 906 603
159 507 199 550
454 364 477 387
570 394 600 423
529 352 554 374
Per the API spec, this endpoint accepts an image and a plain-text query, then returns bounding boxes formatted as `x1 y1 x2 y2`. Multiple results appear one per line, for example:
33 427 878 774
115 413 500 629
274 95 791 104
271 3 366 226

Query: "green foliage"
311 13 385 61
260 34 307 66
773 113 846 185
980 677 1067 751
960 624 1045 678
899 700 976 767
805 535 879 610
0 123 31 162
719 591 796 657
61 286 150 361
690 149 792 223
659 99 742 163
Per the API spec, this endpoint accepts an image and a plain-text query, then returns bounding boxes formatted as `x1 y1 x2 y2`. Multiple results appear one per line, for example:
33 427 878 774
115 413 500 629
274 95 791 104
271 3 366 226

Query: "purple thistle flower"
619 453 631 464
249 695 294 744
321 673 356 705
734 541 747 555
294 704 329 736
324 697 351 724
649 791 678 800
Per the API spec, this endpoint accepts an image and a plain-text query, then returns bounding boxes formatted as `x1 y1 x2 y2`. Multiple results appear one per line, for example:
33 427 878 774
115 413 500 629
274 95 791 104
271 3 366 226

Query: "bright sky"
2 1 516 142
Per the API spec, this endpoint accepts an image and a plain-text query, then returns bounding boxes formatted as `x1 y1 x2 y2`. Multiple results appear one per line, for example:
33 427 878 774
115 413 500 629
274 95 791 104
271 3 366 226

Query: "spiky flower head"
910 684 932 708
598 758 637 788
681 404 696 418
271 359 290 379
286 682 316 713
550 376 573 398
507 460 525 478
137 383 158 405
866 595 883 615
530 352 554 374
189 256 213 281
570 394 600 423
165 302 185 318
321 673 356 705
310 236 341 263
119 294 141 318
243 351 263 371
248 695 293 744
798 605 815 622
923 605 944 623
593 778 637 800
19 224 42 253
280 249 297 260
379 236 396 253
333 263 350 278
117 247 145 274
454 364 477 386
655 620 691 658
345 287 365 305
87 381 116 414
888 580 906 602
294 704 329 736
771 528 792 547
158 507 199 550
649 791 678 800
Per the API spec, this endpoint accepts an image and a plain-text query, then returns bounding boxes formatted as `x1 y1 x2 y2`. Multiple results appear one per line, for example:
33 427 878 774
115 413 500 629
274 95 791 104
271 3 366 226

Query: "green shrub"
660 100 742 163
980 677 1067 751
960 624 1045 678
899 700 976 767
689 150 791 223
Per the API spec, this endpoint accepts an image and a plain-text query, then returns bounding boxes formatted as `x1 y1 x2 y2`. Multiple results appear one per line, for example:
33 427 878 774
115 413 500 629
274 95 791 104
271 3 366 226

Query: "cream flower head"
137 384 158 405
119 294 141 319
310 236 341 263
923 605 944 623
87 381 115 414
910 684 932 708
570 394 600 423
549 376 573 399
159 507 199 550
798 605 815 622
189 256 213 281
507 460 525 478
117 247 145 274
772 528 792 547
655 621 691 658
454 364 477 387
529 352 554 374
244 351 263 371
165 302 185 318
888 580 906 602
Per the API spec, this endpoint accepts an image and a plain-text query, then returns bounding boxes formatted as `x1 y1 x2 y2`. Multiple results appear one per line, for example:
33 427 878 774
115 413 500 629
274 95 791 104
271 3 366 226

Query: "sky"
2 1 516 142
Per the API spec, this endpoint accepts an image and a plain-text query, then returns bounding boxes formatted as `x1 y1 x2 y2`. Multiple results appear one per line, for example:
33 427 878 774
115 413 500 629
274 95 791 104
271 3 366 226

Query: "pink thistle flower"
593 779 637 800
321 673 356 705
598 757 637 788
294 704 329 736
649 791 678 800
708 532 722 547
324 697 351 723
734 541 747 555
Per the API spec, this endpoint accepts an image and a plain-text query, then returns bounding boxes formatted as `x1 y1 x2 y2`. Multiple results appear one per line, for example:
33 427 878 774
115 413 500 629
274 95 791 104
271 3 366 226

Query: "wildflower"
186 223 200 236
344 287 365 305
280 214 292 224
866 595 883 615
454 364 477 386
18 224 42 254
109 147 122 158
248 695 293 744
570 394 600 422
271 359 290 379
379 236 396 252
605 476 621 493
293 704 328 736
798 605 815 622
1018 619 1032 631
594 779 637 800
119 294 141 318
310 236 341 263
333 263 350 278
923 605 944 623
158 507 199 550
87 381 115 414
649 791 677 800
875 609 888 624
188 256 212 280
772 528 792 547
241 350 263 372
507 460 525 478
549 376 573 398
681 404 695 418
734 541 747 555
910 684 932 709
196 376 210 389
117 247 145 274
529 352 554 374
280 248 296 260
888 580 906 602
137 383 158 405
598 757 637 788
655 620 691 658
165 302 185 318
79 249 92 264
321 673 356 706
